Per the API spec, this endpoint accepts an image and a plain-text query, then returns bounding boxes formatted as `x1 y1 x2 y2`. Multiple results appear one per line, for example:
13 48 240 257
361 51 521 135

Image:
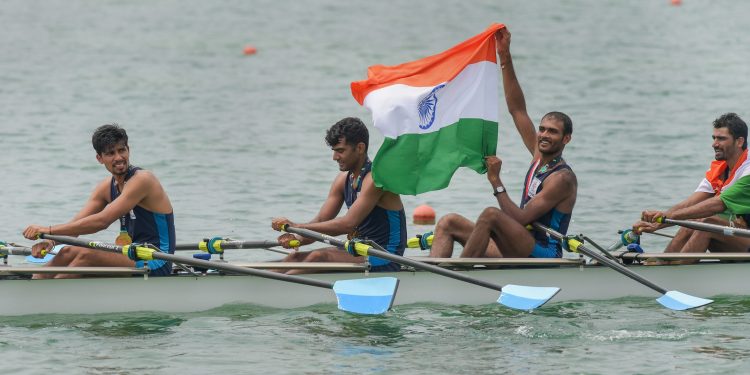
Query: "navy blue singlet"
110 166 176 276
344 160 406 272
521 158 573 258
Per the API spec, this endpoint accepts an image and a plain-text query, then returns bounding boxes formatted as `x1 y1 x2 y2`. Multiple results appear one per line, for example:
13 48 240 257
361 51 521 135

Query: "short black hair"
542 112 573 136
713 112 747 150
92 124 129 154
325 117 369 151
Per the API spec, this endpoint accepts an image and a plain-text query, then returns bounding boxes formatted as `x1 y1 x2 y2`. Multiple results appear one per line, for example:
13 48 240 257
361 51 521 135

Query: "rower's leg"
664 227 694 252
33 246 77 279
461 207 534 258
54 247 135 279
430 213 475 258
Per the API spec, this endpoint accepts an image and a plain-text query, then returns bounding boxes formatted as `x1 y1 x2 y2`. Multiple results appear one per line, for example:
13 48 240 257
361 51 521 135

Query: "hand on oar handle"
277 233 305 249
23 224 52 241
271 217 295 232
633 220 661 235
31 240 55 258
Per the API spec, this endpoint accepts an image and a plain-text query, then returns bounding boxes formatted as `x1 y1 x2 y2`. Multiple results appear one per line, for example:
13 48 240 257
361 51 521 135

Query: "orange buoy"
243 45 257 55
671 0 681 5
413 204 436 225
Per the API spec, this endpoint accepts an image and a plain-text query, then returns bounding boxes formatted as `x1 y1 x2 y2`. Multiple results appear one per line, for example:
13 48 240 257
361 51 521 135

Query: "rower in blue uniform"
271 117 407 274
23 124 176 278
427 26 578 258
110 166 176 275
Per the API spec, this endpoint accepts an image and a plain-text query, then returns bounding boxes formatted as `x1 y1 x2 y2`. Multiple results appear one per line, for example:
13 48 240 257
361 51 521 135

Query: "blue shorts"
530 243 561 258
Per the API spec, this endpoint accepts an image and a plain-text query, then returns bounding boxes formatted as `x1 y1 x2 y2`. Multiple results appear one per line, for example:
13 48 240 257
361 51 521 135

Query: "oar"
281 225 560 310
174 238 300 252
0 242 58 263
657 217 750 238
532 223 713 310
39 234 398 315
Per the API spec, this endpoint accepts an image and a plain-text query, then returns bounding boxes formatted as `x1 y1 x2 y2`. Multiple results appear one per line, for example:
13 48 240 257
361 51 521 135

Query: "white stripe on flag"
363 61 498 139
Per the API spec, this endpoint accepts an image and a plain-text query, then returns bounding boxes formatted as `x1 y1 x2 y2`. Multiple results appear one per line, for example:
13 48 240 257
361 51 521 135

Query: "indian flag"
351 24 503 195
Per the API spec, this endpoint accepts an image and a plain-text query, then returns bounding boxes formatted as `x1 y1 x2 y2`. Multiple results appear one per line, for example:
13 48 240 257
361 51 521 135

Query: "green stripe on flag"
372 118 498 195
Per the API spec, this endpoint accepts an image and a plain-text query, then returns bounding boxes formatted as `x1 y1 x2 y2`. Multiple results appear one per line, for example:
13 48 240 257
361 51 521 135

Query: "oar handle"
532 223 668 295
660 218 750 238
39 234 334 289
282 225 505 292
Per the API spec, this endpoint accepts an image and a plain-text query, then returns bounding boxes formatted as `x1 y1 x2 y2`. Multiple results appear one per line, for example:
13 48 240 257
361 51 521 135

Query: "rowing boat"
1 255 747 316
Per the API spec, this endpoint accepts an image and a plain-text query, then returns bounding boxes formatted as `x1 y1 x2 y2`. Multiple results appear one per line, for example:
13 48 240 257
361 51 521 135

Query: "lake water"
2 0 749 374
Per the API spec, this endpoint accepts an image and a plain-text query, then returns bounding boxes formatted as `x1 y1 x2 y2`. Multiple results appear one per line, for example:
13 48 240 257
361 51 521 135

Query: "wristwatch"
493 185 506 196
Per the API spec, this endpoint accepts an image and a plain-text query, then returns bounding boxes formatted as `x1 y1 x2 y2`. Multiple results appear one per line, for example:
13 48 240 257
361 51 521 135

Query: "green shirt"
720 175 750 214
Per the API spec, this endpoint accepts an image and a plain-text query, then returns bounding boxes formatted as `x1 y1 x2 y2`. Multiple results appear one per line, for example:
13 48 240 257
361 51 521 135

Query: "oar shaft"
0 246 32 256
40 234 333 290
532 223 667 294
285 226 503 292
663 218 750 238
174 240 284 251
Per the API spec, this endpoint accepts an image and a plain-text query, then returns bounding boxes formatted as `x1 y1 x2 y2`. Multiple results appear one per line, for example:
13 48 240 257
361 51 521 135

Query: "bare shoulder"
130 169 164 187
549 167 577 190
330 171 348 192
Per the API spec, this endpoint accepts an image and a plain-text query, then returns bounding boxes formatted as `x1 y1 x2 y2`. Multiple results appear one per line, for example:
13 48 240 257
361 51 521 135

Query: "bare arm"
635 191 714 233
297 174 383 236
496 169 575 224
272 173 346 247
665 195 726 221
496 28 536 156
47 174 151 236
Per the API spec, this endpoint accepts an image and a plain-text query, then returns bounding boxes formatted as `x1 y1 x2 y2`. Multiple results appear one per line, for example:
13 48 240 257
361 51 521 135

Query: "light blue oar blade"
25 253 55 264
332 277 399 315
25 244 64 264
498 284 561 311
656 291 713 311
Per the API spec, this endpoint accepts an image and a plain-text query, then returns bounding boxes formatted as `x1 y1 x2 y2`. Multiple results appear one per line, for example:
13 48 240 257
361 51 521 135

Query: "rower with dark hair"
271 117 407 274
635 112 750 257
427 27 578 259
23 124 176 278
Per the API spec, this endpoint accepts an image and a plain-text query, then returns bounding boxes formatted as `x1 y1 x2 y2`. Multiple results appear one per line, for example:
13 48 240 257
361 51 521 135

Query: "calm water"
2 0 750 374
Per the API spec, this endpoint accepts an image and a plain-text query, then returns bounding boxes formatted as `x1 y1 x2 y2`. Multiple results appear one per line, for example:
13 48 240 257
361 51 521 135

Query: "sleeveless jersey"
344 160 406 270
521 158 573 258
110 166 176 275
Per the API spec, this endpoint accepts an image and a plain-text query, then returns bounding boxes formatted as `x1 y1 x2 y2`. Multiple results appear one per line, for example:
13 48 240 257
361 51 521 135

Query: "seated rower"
23 124 176 278
271 117 406 274
634 113 750 257
428 27 577 259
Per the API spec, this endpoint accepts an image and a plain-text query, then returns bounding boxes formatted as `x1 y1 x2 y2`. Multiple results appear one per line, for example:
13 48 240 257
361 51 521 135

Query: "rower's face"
712 127 743 161
331 138 364 172
96 142 130 176
537 118 570 155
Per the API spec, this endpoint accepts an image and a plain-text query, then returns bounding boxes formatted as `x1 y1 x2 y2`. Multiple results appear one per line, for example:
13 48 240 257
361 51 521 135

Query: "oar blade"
332 277 399 315
656 291 713 311
498 284 561 311
25 253 54 264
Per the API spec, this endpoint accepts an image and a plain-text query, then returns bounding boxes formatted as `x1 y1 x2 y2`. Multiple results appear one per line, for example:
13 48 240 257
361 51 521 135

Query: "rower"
23 124 176 278
635 113 750 258
271 117 407 274
427 27 578 259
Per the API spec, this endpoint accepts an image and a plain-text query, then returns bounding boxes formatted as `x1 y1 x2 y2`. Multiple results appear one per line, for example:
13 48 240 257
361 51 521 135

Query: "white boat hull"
1 262 748 315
